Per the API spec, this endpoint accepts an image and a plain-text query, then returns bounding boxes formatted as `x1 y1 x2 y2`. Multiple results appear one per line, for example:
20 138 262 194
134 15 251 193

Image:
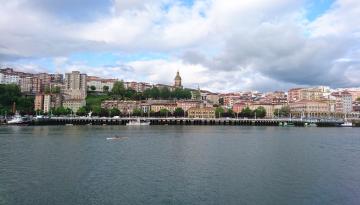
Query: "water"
0 126 360 205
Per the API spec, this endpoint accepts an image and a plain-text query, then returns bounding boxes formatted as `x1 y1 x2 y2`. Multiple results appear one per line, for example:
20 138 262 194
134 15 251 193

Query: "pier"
31 117 347 127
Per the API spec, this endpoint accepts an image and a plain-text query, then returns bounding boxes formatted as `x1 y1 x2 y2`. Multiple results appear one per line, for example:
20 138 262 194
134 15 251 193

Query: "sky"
0 0 359 92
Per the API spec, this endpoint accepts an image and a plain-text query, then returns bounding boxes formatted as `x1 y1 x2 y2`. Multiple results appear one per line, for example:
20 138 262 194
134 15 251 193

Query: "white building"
63 99 86 113
0 73 20 85
43 95 51 113
87 77 116 92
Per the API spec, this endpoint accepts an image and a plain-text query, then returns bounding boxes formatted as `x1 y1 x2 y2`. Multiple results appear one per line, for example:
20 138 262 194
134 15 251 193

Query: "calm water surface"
0 126 360 205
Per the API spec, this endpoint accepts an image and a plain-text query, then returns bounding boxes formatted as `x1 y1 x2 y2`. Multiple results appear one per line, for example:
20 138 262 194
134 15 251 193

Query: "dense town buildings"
1 67 360 117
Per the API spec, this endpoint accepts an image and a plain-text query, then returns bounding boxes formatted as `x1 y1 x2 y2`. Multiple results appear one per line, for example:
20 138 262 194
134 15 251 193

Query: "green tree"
159 108 170 117
103 85 109 93
150 87 161 99
215 107 225 118
274 106 290 118
109 108 121 117
143 88 152 99
90 85 96 91
132 108 143 117
240 107 254 118
111 80 126 99
357 97 360 102
160 87 171 99
76 106 87 116
99 108 109 117
254 106 266 118
125 88 136 99
174 107 185 117
91 106 101 116
226 109 235 118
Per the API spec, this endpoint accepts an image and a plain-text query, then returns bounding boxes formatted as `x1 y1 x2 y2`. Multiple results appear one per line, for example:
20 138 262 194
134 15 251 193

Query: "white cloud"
0 0 360 91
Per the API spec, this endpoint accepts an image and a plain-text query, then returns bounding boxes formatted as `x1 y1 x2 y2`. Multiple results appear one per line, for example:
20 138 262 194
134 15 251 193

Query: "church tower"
174 70 182 88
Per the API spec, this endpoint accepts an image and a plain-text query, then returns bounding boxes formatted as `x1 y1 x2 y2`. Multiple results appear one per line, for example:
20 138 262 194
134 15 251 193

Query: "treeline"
215 106 267 118
0 84 34 115
73 107 186 117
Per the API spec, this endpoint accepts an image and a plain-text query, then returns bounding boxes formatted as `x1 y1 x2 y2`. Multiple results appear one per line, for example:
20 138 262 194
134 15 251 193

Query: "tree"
91 106 101 116
99 108 109 117
226 109 235 118
357 97 360 102
76 107 87 116
150 87 160 99
160 87 171 99
215 107 225 118
254 106 266 118
103 86 109 93
174 107 185 117
159 108 170 117
109 108 121 117
274 106 290 118
132 108 143 117
240 107 254 118
90 85 96 91
125 88 136 99
111 80 126 99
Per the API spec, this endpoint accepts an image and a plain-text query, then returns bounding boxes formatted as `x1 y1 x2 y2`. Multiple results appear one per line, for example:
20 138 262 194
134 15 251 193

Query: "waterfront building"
63 99 86 113
101 100 139 114
151 102 177 113
187 107 215 118
232 102 246 113
289 100 330 118
174 70 182 88
331 91 353 114
43 94 51 113
176 100 202 112
34 94 44 111
248 103 284 118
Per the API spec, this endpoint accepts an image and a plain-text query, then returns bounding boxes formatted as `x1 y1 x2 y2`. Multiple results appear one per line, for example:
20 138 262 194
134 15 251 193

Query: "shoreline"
1 117 359 127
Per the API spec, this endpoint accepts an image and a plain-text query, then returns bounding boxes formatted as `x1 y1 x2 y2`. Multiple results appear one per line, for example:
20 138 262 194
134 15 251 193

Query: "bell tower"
174 70 182 88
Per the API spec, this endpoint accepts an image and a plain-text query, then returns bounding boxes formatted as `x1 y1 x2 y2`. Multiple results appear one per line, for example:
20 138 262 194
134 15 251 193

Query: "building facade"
63 99 86 113
187 107 215 118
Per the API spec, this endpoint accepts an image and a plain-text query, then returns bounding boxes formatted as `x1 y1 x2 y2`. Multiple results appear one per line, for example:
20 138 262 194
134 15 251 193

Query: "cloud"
0 0 359 91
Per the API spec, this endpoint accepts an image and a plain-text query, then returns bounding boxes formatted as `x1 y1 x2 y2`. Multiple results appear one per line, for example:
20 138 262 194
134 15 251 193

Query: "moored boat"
126 118 150 126
7 113 28 125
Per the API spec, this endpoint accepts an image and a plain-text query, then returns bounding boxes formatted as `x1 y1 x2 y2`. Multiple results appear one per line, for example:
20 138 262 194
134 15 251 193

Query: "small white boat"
7 113 27 125
65 124 74 126
106 136 128 140
126 118 150 126
341 122 353 127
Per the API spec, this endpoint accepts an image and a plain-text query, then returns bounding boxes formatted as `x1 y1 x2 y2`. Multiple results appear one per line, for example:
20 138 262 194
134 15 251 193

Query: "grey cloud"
23 0 112 21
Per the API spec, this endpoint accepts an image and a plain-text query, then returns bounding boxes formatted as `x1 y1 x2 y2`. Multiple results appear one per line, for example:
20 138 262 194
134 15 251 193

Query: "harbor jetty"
30 117 348 127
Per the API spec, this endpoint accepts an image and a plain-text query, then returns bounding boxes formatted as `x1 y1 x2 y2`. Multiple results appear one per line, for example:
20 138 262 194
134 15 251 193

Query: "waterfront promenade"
30 116 349 127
